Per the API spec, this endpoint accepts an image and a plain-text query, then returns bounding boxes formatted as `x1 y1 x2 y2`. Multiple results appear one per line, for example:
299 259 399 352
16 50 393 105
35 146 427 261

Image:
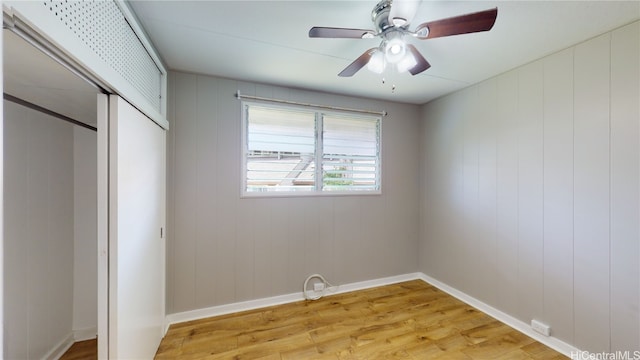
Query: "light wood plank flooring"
155 280 568 359
59 338 97 360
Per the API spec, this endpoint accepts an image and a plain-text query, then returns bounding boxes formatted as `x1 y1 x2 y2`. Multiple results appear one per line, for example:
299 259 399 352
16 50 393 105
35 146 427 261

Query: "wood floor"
155 280 567 359
60 338 97 360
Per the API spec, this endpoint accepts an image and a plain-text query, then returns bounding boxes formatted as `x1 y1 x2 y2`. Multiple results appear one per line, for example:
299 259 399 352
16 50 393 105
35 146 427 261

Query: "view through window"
243 102 381 195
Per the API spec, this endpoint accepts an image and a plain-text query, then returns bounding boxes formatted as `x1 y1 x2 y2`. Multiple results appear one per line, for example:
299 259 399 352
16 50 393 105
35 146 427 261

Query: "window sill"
240 189 382 199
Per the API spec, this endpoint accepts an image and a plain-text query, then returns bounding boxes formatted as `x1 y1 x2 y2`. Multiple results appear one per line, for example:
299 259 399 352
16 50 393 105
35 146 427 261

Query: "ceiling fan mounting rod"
370 0 421 39
371 0 393 34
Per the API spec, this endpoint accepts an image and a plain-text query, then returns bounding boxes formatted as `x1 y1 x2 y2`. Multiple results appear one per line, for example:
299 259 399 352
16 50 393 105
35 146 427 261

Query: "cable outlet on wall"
313 282 325 292
531 319 551 336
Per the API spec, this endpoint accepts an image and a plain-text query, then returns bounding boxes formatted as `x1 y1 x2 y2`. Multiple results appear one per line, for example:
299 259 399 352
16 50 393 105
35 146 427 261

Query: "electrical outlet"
313 282 325 292
531 319 551 336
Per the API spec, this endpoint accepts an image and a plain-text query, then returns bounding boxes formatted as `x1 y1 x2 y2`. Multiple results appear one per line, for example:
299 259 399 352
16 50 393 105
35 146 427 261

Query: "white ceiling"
129 0 640 105
2 0 638 119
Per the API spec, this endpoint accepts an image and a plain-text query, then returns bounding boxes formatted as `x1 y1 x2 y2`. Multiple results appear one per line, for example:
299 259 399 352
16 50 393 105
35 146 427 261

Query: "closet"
3 29 100 359
3 1 168 357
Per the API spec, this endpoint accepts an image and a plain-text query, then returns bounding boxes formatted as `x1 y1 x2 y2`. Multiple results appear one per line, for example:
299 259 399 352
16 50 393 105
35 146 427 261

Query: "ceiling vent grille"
43 0 162 111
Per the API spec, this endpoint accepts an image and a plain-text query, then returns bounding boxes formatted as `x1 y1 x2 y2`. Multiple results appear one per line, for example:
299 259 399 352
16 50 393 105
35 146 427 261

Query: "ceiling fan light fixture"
367 50 386 74
397 52 417 73
309 3 499 78
389 43 402 54
384 37 406 63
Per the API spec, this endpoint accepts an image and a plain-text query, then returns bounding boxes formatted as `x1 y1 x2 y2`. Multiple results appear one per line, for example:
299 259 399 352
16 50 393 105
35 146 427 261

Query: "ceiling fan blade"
406 44 431 75
415 8 498 40
338 48 377 77
389 0 421 27
309 27 375 39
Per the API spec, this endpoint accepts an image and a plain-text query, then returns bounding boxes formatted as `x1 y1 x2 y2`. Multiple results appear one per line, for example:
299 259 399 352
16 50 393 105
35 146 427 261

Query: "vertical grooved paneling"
573 33 611 352
361 196 385 279
477 79 498 306
461 87 480 297
166 71 421 313
215 79 240 305
270 198 291 295
542 48 574 344
194 76 219 307
517 61 544 323
4 102 30 359
235 80 257 301
166 72 176 313
425 96 461 283
28 111 53 358
285 200 306 288
448 91 467 290
610 22 640 351
252 200 274 298
235 199 255 301
73 127 98 334
304 198 334 280
420 20 640 354
172 73 198 312
332 197 362 285
495 70 519 316
4 101 75 358
48 119 74 343
387 101 420 276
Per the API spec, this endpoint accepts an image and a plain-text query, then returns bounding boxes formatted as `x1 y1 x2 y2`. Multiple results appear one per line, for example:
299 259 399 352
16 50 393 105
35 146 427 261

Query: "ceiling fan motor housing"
371 0 394 33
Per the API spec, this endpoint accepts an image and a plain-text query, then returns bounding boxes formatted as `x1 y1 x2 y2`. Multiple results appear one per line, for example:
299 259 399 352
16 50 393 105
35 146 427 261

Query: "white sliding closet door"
108 95 166 359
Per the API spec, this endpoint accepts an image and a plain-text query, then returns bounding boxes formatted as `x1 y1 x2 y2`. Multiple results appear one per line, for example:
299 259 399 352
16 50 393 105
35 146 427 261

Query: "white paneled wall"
542 47 575 344
166 72 421 314
419 21 640 353
610 22 640 352
73 127 97 339
4 101 75 359
573 32 611 351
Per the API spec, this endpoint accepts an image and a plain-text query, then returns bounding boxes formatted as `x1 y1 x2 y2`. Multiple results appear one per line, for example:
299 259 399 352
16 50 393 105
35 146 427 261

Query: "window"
242 102 381 196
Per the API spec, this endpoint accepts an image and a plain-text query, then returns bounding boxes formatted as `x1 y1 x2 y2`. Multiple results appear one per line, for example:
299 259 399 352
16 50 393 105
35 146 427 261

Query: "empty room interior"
2 0 639 359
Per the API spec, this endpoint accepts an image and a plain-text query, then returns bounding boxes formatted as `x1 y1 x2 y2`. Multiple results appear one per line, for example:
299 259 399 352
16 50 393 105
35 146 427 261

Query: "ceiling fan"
309 0 498 77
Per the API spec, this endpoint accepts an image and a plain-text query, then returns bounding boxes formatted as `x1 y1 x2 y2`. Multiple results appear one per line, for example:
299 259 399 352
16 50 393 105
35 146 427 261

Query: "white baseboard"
74 326 98 342
43 332 74 360
164 272 422 332
41 328 97 360
417 273 580 358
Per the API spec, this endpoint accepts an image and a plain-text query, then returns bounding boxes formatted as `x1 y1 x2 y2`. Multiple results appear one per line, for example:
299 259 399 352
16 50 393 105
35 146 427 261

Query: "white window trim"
241 100 382 198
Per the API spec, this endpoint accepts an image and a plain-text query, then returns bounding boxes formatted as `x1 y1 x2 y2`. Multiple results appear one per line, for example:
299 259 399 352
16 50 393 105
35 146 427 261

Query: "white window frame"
241 101 382 197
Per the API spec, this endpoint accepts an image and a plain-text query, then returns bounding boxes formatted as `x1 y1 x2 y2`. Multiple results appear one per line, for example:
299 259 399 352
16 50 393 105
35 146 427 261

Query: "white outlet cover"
531 319 551 336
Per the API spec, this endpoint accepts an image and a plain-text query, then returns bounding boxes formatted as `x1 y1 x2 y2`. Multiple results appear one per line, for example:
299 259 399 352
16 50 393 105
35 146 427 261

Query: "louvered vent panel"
44 0 162 111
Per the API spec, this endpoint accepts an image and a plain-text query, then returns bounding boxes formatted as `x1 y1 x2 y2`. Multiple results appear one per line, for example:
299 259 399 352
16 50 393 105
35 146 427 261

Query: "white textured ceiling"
129 0 640 105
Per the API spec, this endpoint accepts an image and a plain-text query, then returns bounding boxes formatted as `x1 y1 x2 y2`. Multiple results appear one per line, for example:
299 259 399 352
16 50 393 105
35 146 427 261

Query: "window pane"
322 114 380 191
246 105 316 192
